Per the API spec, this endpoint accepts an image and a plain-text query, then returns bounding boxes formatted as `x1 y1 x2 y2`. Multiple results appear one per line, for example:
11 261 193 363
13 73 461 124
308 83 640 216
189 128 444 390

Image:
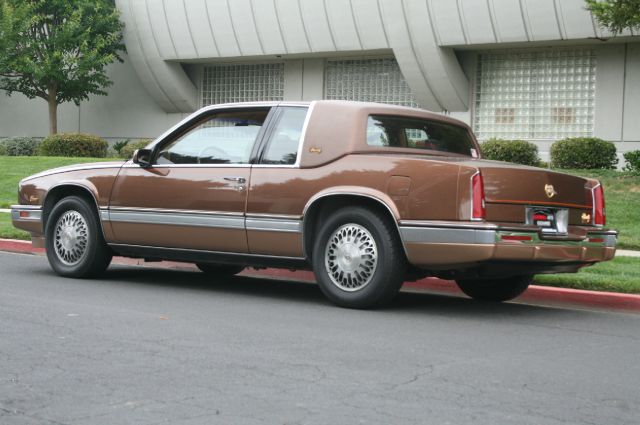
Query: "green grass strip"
535 256 640 294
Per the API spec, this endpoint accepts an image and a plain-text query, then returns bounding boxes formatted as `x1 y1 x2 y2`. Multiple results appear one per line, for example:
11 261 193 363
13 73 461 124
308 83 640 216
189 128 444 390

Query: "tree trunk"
47 87 58 135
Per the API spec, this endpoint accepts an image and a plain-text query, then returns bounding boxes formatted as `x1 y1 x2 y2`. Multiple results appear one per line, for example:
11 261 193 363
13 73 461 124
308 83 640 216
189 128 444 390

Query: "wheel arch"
301 188 404 259
42 183 104 234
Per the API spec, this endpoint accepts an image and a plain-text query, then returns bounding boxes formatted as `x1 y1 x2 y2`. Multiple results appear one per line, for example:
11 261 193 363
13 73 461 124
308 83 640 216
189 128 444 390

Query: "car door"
108 107 272 253
245 106 310 257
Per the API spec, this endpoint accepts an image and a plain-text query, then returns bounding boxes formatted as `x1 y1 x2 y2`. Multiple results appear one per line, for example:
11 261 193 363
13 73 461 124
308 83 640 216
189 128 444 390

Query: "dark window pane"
261 107 308 165
366 115 475 156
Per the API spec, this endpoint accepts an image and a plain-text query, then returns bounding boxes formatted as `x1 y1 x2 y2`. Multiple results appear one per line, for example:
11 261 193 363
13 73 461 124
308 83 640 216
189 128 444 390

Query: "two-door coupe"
12 101 616 308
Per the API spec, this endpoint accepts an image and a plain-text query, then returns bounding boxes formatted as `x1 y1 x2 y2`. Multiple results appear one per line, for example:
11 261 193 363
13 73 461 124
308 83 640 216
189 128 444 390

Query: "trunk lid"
470 160 595 225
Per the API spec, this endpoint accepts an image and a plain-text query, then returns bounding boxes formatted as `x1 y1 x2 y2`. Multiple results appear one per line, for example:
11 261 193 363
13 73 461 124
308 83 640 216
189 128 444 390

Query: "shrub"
550 137 618 169
0 137 42 156
120 139 152 159
113 139 130 154
623 150 640 174
480 138 540 166
39 133 108 158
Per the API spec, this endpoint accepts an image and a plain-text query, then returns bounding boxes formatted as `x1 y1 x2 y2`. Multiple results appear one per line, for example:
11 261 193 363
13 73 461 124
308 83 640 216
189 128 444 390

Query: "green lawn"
535 256 640 294
0 212 29 240
0 156 122 208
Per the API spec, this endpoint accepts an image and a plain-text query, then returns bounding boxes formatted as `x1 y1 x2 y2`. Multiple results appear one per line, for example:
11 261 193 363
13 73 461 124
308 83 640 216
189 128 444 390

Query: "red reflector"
501 235 532 241
19 211 29 218
471 172 486 220
533 214 548 221
592 184 606 226
588 238 604 243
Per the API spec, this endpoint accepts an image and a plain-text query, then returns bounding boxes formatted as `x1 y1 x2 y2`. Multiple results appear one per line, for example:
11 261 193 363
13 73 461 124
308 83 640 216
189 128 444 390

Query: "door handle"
224 176 246 184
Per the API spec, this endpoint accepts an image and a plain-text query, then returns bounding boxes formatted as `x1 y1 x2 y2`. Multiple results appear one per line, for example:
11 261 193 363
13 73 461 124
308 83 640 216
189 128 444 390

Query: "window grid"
474 49 596 140
202 63 285 106
325 58 419 108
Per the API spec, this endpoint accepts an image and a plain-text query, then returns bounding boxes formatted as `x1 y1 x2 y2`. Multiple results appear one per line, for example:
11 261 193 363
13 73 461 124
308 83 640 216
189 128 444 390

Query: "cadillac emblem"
581 212 591 224
544 184 557 198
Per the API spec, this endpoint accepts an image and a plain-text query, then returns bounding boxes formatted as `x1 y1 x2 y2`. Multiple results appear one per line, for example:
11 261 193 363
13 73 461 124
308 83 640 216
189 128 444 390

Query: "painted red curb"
0 238 45 254
1 239 638 312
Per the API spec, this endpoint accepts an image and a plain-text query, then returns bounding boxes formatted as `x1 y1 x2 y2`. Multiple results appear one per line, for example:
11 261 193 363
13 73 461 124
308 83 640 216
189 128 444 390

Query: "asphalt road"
1 252 639 425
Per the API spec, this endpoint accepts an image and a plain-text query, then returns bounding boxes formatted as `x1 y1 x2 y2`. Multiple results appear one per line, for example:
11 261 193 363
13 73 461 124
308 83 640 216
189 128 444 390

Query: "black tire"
312 207 407 309
196 263 245 276
45 196 112 278
455 275 532 302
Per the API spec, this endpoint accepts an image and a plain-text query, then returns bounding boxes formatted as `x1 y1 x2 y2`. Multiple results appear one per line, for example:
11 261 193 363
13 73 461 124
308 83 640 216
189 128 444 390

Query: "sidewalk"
1 238 638 313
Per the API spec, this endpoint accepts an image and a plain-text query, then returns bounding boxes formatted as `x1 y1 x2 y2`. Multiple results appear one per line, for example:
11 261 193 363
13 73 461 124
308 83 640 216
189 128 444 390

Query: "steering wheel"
197 145 228 164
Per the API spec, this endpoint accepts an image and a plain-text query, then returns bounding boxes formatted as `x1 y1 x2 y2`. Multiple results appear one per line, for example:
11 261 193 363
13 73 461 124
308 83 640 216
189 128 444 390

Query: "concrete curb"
1 238 638 313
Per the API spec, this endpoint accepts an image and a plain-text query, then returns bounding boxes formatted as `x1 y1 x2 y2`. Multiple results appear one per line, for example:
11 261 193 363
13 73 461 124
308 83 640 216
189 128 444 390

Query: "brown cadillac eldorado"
12 101 616 308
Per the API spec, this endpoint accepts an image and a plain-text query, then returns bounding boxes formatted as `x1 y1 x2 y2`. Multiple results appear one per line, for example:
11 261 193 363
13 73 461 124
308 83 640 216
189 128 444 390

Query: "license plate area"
526 207 568 236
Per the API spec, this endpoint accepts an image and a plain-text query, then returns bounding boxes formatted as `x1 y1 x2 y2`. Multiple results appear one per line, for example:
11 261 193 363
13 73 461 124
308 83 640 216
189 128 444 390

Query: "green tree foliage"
586 0 640 34
0 0 125 134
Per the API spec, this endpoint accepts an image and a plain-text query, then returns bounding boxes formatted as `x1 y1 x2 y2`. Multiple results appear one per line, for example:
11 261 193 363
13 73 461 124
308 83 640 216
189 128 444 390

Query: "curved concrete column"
117 0 473 112
116 0 197 113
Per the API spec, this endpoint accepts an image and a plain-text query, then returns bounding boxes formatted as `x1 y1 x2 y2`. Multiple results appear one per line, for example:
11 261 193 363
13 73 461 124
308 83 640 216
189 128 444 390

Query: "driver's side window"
156 109 269 165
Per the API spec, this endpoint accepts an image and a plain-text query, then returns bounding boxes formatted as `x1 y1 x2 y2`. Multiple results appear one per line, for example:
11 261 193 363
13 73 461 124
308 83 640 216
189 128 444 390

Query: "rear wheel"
45 196 112 278
196 263 245 276
455 275 532 302
312 207 406 309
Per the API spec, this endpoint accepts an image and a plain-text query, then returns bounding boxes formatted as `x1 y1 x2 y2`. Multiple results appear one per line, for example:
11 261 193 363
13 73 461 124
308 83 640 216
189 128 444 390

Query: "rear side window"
261 107 308 165
367 115 475 156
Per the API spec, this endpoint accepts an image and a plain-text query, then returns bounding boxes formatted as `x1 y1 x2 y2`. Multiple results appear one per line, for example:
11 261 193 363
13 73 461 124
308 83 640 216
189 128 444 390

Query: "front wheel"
312 207 406 309
45 196 112 278
455 275 532 302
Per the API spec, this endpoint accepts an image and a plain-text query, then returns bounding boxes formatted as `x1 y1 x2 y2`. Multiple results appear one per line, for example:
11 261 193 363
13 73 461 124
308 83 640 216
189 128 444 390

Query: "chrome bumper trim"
399 224 617 248
400 226 495 244
10 205 42 222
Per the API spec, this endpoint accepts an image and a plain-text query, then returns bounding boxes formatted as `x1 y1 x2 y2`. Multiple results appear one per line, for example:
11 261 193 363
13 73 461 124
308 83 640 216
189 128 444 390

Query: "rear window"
366 115 476 157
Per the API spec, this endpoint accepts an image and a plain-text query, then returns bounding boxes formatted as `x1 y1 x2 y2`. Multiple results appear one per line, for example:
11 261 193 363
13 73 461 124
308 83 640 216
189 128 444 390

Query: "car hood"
21 161 126 183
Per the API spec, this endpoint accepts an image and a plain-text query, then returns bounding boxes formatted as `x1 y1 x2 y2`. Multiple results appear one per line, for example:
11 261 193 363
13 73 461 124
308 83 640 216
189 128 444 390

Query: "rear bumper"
399 221 616 269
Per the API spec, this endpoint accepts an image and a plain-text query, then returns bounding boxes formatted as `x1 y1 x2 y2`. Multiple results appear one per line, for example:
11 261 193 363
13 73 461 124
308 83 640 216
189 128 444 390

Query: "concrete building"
1 0 639 162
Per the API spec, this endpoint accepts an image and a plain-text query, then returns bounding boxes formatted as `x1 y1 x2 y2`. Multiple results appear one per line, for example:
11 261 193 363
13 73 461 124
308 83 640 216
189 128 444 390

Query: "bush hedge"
0 137 42 156
119 139 152 159
480 138 540 166
38 133 108 158
623 150 640 174
550 137 618 169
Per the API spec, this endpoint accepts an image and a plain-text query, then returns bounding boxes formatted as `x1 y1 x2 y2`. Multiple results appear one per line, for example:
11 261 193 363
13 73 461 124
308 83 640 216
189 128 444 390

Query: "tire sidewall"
45 196 106 278
312 207 405 308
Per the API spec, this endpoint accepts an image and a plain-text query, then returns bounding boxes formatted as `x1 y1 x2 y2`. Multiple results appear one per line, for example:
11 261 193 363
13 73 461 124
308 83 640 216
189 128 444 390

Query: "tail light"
592 183 605 226
471 172 486 221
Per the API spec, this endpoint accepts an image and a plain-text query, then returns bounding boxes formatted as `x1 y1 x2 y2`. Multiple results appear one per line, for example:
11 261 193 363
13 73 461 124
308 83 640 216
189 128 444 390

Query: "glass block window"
325 58 419 107
474 49 596 140
202 63 284 106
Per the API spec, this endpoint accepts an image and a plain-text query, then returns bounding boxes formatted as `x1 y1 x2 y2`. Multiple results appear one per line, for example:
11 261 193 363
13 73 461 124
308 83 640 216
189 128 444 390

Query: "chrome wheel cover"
324 223 378 291
54 210 89 266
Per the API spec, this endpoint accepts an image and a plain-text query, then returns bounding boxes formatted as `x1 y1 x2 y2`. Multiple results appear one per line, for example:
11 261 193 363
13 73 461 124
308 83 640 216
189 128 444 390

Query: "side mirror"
132 149 152 167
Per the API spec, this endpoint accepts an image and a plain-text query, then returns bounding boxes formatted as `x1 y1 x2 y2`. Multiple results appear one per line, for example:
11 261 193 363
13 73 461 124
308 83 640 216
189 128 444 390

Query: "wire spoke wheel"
53 210 89 266
324 223 378 292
